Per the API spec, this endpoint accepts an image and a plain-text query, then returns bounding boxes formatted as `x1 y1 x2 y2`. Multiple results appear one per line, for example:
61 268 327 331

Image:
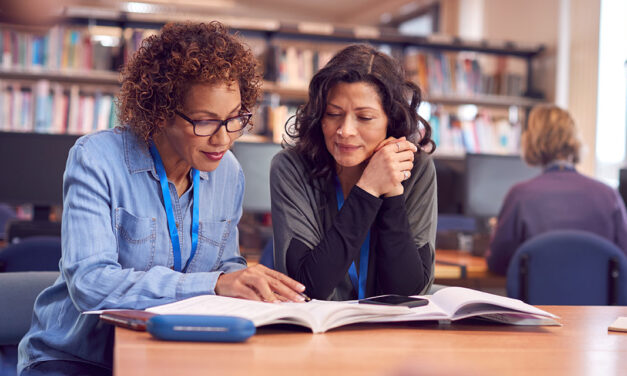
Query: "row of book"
0 83 520 156
264 44 341 88
0 26 123 72
0 81 117 134
238 102 522 156
404 50 527 97
1 25 530 100
429 107 522 155
248 103 299 144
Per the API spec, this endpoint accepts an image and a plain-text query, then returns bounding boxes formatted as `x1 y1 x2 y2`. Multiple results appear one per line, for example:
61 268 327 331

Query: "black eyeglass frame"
175 110 253 137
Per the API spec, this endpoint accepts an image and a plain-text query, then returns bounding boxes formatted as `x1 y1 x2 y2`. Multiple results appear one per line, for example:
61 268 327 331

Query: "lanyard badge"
149 143 199 272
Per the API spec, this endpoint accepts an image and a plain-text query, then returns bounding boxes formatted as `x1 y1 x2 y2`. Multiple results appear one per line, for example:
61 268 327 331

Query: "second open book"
144 287 559 333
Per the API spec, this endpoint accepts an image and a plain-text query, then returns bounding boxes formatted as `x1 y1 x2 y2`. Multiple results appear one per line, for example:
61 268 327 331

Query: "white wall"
453 0 602 177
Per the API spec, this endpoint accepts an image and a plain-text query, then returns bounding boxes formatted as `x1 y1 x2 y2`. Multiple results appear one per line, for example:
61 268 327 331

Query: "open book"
138 286 558 333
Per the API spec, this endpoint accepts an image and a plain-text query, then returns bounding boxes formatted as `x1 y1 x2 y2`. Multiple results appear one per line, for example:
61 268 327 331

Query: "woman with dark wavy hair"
18 22 305 376
270 44 437 300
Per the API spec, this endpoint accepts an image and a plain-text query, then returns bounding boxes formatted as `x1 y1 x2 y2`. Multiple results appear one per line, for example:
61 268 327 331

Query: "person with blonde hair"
487 105 627 275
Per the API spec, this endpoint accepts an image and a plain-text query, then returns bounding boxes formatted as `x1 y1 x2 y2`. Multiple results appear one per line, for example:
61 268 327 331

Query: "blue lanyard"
149 143 199 273
334 177 370 299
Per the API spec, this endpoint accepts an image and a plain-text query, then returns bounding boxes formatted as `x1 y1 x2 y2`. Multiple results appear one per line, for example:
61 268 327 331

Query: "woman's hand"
214 264 307 302
357 136 417 197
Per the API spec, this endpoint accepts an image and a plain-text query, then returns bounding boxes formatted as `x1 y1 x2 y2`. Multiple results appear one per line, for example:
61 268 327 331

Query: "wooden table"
114 306 627 376
434 249 506 292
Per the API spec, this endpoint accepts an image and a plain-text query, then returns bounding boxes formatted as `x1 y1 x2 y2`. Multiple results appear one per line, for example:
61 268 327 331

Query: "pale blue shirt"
18 127 247 372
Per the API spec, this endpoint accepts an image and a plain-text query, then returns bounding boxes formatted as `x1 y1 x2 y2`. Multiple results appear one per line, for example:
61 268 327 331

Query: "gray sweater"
270 148 437 300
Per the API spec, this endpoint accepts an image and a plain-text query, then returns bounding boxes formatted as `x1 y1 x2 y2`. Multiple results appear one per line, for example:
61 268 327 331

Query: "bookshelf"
0 4 547 155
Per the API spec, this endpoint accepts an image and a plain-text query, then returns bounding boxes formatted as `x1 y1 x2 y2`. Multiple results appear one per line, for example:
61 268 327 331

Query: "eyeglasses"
175 110 253 137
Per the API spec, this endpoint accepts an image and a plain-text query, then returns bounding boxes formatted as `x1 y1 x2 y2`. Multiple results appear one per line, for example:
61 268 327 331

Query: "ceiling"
1 0 439 30
73 0 435 26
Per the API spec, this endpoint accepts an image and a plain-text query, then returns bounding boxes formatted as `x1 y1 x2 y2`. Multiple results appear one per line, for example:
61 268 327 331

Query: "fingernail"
295 294 305 302
297 284 306 291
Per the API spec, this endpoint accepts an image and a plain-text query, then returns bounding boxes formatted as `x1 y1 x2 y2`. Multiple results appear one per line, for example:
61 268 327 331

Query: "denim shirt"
18 127 247 372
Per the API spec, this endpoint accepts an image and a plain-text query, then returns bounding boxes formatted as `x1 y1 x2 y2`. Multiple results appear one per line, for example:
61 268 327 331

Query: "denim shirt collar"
122 128 209 181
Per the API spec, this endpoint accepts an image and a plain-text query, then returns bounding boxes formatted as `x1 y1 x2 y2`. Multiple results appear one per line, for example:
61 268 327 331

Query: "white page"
368 298 450 323
429 287 557 319
146 295 309 327
146 295 409 333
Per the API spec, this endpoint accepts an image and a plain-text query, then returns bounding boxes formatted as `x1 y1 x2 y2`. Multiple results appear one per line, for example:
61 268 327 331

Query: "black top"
285 185 432 299
270 149 437 301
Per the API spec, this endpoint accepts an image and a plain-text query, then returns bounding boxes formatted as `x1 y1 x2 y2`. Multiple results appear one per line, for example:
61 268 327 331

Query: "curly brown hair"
117 21 262 141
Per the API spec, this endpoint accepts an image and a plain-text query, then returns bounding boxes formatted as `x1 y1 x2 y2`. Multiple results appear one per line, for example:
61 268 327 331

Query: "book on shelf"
89 287 559 334
428 107 522 155
264 104 298 144
264 42 344 89
0 80 116 134
404 49 528 98
0 25 121 72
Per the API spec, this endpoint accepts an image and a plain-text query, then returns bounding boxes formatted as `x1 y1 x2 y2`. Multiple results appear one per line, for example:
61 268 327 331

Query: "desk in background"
243 247 505 293
434 249 506 294
114 306 627 376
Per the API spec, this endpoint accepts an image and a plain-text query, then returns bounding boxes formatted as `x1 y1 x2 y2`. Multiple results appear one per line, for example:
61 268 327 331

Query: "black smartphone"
358 294 428 308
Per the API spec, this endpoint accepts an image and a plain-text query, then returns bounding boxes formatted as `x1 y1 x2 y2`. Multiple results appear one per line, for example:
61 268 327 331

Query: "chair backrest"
0 236 62 272
0 204 17 241
6 219 61 244
506 230 627 305
0 271 59 345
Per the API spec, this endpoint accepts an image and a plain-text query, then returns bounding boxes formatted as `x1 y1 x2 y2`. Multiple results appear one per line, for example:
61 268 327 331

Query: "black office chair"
506 230 627 305
0 204 17 241
0 236 62 272
5 219 62 244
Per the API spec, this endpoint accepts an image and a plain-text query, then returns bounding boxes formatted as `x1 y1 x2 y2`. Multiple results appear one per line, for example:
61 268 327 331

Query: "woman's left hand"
357 136 417 197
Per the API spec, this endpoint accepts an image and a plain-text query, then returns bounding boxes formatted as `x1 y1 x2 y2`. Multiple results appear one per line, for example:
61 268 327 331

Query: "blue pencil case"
146 315 256 342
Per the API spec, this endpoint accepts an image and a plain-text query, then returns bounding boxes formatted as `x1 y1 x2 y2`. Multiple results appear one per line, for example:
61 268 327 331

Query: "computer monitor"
464 153 540 220
618 168 627 207
0 132 80 219
433 156 465 214
230 141 283 213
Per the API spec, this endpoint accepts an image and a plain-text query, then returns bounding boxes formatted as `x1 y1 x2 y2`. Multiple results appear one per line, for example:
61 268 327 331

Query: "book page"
478 313 561 326
146 295 312 328
367 299 450 323
145 295 409 333
608 317 627 332
429 287 558 319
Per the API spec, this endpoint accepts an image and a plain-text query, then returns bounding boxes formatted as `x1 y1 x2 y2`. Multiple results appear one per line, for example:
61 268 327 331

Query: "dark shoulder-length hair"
286 44 435 180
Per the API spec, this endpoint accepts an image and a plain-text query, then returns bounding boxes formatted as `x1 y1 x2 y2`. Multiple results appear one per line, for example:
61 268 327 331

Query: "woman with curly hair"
487 105 627 275
18 22 305 375
270 44 437 300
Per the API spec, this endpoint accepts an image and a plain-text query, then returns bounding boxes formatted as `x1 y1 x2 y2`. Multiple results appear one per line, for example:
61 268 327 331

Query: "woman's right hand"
214 264 307 302
357 137 417 197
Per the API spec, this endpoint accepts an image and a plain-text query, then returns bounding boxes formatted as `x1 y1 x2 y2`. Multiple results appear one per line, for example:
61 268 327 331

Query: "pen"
299 292 311 302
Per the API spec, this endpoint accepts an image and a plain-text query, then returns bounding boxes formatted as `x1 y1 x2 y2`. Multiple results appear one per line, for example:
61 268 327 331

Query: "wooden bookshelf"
0 68 120 86
261 81 308 102
0 4 548 156
425 93 543 108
